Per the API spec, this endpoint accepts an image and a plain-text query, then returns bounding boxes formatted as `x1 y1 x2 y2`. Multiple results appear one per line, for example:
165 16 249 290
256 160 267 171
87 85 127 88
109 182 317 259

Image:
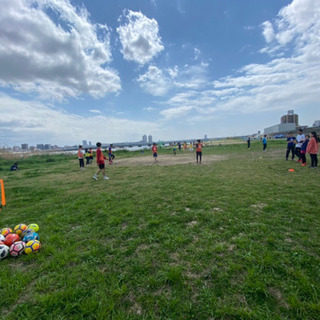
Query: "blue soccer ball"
23 232 40 243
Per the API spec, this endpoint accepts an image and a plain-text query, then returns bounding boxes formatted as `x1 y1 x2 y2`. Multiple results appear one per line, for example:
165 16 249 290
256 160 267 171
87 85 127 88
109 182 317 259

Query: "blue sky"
0 0 319 147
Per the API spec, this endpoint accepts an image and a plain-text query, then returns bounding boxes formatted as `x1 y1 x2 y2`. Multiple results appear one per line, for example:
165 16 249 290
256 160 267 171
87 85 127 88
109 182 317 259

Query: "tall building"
204 134 207 140
21 144 28 150
142 135 147 143
281 110 299 126
82 140 87 146
148 135 152 143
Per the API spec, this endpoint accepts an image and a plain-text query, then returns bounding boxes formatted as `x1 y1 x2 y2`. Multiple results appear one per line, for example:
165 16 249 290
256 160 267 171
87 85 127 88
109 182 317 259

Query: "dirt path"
114 153 227 167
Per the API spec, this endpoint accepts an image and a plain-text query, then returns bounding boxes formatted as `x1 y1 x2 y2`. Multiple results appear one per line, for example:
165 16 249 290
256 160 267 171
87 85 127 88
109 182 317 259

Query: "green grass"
0 141 319 319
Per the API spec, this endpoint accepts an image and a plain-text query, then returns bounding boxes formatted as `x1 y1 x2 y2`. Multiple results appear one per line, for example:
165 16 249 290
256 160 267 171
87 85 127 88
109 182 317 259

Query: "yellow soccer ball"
27 224 39 232
25 240 41 254
14 224 28 236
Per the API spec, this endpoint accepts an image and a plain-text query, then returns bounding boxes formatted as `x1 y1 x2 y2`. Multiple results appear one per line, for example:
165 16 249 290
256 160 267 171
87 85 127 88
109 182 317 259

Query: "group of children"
286 129 319 168
76 131 318 181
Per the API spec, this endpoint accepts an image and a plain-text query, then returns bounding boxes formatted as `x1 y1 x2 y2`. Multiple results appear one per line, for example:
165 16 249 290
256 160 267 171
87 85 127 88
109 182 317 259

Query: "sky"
0 0 319 147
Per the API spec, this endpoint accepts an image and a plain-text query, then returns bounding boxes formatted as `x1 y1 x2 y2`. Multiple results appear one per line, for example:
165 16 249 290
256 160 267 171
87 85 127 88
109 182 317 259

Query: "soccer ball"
0 244 9 259
25 240 41 254
27 224 39 232
14 224 28 236
10 241 25 257
23 232 40 243
0 228 12 237
4 233 20 247
0 234 5 242
21 228 35 238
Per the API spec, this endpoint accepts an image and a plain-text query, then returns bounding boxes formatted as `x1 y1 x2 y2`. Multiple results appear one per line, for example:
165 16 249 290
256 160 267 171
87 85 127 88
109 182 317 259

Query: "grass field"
0 141 319 320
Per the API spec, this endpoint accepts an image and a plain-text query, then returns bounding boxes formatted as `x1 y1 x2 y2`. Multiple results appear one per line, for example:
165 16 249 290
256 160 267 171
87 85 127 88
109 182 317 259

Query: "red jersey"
78 149 84 159
152 145 157 153
96 148 106 164
196 143 202 152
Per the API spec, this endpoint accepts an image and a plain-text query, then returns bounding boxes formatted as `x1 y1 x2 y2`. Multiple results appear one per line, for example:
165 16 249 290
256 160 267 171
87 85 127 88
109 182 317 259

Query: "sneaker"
301 163 307 166
93 175 98 180
104 176 109 180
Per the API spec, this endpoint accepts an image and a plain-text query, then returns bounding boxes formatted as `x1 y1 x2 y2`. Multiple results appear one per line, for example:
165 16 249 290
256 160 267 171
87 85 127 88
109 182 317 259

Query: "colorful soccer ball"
14 224 28 236
0 228 12 237
10 241 25 257
27 224 39 232
23 232 40 243
0 244 9 259
21 228 35 238
4 233 20 247
0 234 5 242
25 240 41 254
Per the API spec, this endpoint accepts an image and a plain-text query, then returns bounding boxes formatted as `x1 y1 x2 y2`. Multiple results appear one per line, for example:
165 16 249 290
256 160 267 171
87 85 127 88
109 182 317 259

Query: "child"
10 162 19 171
78 145 85 170
300 135 309 166
173 147 176 156
93 142 109 180
306 131 319 168
89 148 93 164
286 132 296 160
262 135 267 151
85 149 91 166
152 143 158 161
108 144 115 164
196 139 203 163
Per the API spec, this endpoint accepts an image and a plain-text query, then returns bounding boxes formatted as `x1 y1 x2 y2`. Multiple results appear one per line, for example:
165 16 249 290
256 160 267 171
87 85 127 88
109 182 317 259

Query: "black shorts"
98 163 105 169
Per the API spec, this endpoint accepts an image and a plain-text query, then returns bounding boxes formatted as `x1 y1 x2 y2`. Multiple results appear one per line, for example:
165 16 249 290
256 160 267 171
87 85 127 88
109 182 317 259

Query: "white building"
264 123 296 134
313 120 320 127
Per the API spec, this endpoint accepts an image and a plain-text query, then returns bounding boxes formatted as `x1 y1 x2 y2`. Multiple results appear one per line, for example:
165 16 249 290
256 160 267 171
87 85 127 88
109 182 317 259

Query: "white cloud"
160 106 194 120
0 0 120 101
117 10 164 65
261 21 275 43
143 106 156 112
0 94 159 146
137 63 209 97
158 0 320 123
89 109 102 114
137 65 172 96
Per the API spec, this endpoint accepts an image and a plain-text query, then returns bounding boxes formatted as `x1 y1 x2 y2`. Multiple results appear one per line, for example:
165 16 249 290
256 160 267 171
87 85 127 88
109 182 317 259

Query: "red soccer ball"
4 233 20 247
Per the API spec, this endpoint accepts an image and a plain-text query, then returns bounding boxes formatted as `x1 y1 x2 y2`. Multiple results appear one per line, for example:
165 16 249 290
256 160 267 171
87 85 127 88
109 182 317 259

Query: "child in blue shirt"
286 132 296 160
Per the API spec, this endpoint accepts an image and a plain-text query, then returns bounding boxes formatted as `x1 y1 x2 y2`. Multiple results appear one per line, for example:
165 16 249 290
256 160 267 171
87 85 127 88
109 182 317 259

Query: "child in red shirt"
152 143 158 161
93 142 109 180
196 140 203 164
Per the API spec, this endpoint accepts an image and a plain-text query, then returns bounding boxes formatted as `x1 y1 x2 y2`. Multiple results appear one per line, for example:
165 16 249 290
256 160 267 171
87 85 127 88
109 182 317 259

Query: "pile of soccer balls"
0 223 41 260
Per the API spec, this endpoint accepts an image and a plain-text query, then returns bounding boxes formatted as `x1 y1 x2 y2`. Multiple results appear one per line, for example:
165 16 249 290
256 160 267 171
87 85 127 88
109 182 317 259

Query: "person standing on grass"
89 148 93 164
152 143 158 161
300 135 309 166
108 144 115 164
78 145 85 170
306 131 319 168
286 132 296 160
262 135 267 151
196 139 203 164
295 129 305 162
85 149 91 166
247 137 251 149
93 142 109 180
